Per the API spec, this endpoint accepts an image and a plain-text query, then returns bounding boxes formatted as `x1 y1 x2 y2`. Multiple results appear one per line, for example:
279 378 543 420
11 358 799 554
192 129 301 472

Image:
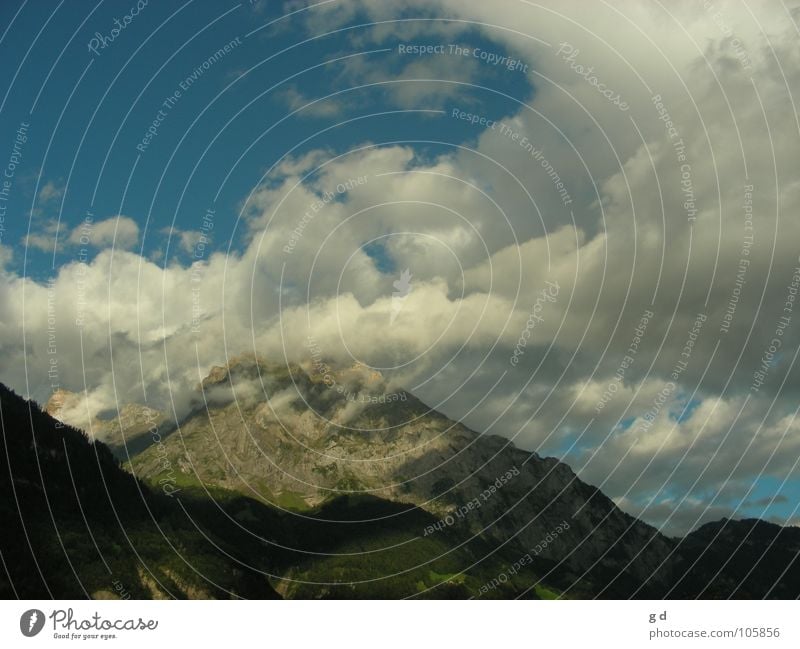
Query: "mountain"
127 354 674 597
0 383 277 599
5 357 800 599
45 388 170 459
2 381 510 599
666 518 800 598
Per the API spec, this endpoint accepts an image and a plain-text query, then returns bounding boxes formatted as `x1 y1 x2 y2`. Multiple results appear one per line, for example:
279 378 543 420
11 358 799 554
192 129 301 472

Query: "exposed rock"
45 388 168 458
131 355 675 595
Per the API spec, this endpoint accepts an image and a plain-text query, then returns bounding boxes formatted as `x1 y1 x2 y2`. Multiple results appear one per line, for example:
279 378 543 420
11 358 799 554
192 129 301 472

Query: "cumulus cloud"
37 180 64 204
280 86 348 118
25 215 140 253
66 215 139 250
159 227 205 256
24 219 61 252
338 50 484 109
0 243 13 268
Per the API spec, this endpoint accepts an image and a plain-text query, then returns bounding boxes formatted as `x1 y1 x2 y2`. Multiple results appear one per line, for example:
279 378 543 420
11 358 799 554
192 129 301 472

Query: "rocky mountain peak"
44 387 78 419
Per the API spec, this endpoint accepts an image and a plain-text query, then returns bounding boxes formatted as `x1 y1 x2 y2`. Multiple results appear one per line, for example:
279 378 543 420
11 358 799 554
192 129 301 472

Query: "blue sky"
0 0 532 279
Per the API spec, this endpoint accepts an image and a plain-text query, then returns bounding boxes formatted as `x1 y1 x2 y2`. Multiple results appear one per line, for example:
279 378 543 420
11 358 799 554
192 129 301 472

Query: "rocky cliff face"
45 388 168 458
124 354 675 596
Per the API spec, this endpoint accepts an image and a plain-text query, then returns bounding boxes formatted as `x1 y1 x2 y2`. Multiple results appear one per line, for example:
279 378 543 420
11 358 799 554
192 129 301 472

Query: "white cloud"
160 227 204 255
37 180 64 204
0 243 12 267
24 219 60 252
66 215 139 250
25 215 140 253
280 86 347 118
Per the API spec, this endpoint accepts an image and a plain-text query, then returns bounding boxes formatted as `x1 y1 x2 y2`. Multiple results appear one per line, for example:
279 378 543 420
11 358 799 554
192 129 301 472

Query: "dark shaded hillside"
4 380 800 599
0 384 516 599
664 519 800 598
179 489 516 599
0 383 277 599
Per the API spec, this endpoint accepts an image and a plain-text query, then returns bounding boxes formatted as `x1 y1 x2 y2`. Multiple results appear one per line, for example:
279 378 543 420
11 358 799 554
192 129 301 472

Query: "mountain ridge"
13 355 798 599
